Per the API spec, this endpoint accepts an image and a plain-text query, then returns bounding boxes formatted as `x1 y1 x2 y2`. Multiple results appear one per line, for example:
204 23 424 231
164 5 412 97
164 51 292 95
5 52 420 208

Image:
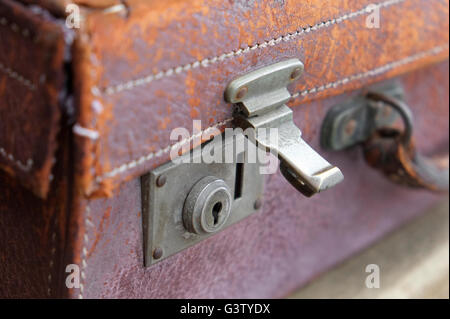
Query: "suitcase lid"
0 0 68 197
1 0 449 197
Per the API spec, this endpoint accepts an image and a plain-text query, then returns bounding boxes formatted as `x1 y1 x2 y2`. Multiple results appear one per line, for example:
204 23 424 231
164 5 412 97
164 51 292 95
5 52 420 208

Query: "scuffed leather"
69 0 449 197
0 0 448 299
63 62 449 298
17 0 123 17
0 0 67 197
0 127 70 298
3 1 449 197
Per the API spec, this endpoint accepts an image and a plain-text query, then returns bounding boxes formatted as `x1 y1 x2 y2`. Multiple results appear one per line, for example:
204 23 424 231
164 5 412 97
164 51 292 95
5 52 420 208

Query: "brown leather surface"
3 1 449 197
67 0 449 197
0 126 70 298
62 62 449 298
17 0 122 16
0 0 448 299
0 0 68 197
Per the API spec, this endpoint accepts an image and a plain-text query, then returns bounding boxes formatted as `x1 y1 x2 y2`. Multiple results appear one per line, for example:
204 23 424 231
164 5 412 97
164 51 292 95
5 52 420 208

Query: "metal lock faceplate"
141 133 264 266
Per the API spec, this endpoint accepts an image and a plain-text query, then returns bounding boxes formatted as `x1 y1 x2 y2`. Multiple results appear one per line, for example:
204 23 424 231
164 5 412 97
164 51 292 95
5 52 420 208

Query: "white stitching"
101 4 127 15
95 118 233 182
100 0 405 95
291 45 449 99
0 16 33 40
0 61 36 91
0 146 33 171
95 44 449 182
47 229 57 297
73 124 100 140
78 204 90 299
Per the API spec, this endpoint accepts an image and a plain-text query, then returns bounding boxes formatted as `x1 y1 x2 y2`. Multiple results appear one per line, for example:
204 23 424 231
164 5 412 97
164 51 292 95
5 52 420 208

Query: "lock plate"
141 133 264 266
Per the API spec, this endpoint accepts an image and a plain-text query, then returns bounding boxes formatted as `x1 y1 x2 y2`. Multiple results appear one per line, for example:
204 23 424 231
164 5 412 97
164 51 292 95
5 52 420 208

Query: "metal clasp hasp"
225 59 344 197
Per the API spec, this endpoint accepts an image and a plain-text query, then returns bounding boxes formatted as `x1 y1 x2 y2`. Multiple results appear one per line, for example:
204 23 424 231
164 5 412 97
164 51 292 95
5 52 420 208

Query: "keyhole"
212 202 222 225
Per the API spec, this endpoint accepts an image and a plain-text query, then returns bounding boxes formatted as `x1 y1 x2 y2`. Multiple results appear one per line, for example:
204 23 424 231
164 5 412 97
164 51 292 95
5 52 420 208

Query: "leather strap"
363 93 449 192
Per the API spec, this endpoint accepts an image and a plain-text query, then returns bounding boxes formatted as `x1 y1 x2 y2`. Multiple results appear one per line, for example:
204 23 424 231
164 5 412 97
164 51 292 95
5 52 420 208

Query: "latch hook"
225 59 344 197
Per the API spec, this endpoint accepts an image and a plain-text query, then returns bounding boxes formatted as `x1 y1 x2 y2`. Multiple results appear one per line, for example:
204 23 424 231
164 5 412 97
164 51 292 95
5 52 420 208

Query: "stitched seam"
0 16 35 41
73 123 100 140
94 44 449 182
78 204 90 299
292 45 450 98
0 61 36 90
47 224 57 297
100 0 405 95
101 4 127 15
95 118 233 182
0 146 33 171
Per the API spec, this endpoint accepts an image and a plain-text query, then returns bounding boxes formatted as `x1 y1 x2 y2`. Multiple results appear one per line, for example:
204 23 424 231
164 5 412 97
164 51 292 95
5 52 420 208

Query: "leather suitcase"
0 0 448 298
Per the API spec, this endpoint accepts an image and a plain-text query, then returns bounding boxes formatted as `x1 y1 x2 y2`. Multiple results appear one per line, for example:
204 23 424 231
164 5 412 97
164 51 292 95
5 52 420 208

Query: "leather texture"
0 127 70 298
63 62 449 298
0 0 68 198
65 0 449 197
0 0 448 299
2 0 449 197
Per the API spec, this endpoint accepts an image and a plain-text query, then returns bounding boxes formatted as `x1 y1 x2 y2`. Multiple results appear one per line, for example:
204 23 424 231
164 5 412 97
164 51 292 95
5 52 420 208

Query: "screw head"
153 247 163 260
290 67 303 81
156 175 167 187
344 119 357 136
382 106 392 117
236 86 248 100
254 198 263 210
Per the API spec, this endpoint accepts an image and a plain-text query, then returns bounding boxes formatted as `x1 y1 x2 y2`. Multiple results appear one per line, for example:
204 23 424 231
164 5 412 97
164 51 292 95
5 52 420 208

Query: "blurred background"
289 197 449 299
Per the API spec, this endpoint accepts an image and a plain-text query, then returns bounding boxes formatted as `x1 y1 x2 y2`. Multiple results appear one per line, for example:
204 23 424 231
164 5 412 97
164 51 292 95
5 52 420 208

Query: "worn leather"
0 126 70 298
0 0 448 299
63 62 449 298
362 93 449 191
0 0 67 197
68 0 449 197
3 0 449 197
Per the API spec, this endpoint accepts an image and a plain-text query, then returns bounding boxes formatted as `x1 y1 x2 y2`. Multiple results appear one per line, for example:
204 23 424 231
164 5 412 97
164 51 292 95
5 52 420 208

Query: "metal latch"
225 59 344 197
141 133 264 266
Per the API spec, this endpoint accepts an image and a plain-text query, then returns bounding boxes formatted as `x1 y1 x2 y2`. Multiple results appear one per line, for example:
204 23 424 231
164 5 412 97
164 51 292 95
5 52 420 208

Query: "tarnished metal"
182 176 232 235
322 83 449 192
141 133 264 266
320 81 404 151
226 59 344 197
363 92 449 191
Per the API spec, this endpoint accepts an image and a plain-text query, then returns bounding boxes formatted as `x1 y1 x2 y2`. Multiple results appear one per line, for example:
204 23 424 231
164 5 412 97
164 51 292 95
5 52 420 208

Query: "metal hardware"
141 133 264 266
363 92 449 191
320 81 404 151
182 176 232 235
225 59 344 197
321 82 449 192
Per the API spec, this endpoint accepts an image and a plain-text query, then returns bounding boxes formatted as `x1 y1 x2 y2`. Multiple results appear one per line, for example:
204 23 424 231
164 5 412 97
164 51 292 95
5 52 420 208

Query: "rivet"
152 247 163 259
236 86 248 100
344 119 357 136
156 175 166 187
254 198 263 210
382 106 392 117
290 67 303 80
